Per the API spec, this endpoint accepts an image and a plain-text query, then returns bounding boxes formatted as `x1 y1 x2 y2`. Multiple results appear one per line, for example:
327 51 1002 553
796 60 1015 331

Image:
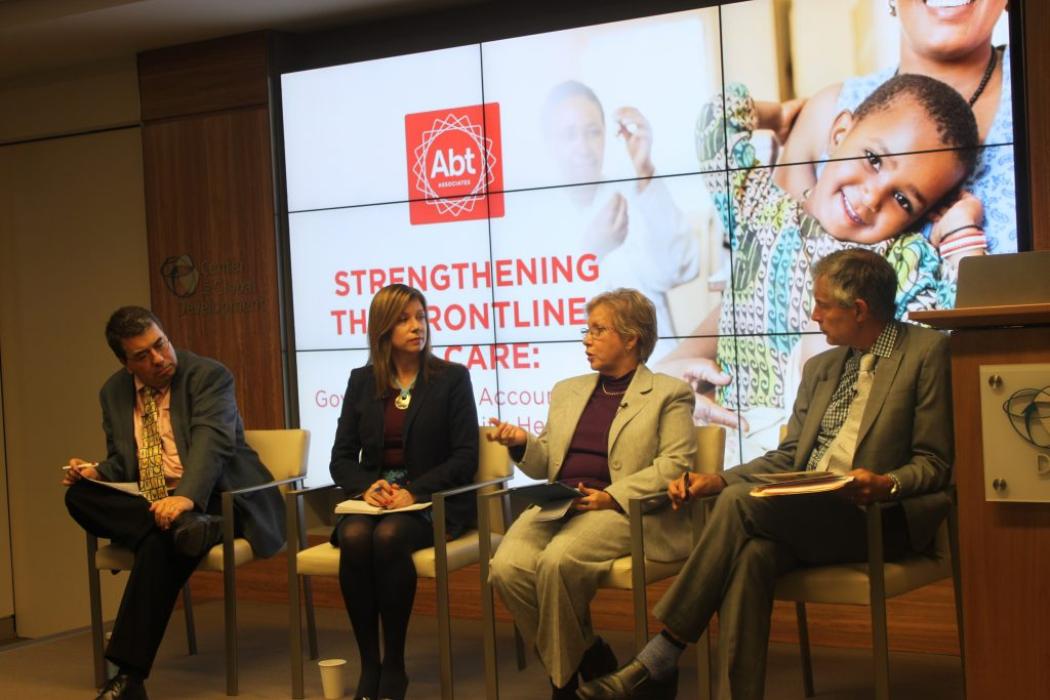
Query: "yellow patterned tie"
138 386 168 502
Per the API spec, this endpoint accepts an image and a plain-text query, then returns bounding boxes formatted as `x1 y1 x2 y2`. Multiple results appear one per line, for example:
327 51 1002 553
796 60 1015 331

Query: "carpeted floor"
0 600 963 698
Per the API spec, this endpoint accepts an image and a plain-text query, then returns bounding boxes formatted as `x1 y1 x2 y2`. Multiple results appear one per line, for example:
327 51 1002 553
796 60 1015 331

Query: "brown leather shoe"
576 659 677 699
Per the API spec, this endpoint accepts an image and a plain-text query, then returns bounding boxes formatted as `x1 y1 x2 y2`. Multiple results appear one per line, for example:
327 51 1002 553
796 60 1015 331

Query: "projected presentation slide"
282 0 1019 480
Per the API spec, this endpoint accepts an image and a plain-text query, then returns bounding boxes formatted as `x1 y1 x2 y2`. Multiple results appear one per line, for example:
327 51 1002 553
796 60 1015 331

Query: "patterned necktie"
815 352 876 474
138 386 168 502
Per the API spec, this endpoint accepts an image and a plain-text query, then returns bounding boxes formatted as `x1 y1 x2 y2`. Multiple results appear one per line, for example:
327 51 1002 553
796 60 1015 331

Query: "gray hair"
586 288 658 362
812 249 897 322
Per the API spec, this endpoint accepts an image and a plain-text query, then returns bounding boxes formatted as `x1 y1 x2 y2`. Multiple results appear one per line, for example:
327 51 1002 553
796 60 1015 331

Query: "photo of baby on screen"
664 73 979 463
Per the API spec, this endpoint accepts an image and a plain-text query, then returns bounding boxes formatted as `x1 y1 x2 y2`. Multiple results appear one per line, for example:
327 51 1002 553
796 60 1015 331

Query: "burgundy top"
382 394 407 470
556 370 634 490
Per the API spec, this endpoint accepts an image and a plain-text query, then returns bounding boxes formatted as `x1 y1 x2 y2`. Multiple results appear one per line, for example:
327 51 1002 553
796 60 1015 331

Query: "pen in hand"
682 472 692 503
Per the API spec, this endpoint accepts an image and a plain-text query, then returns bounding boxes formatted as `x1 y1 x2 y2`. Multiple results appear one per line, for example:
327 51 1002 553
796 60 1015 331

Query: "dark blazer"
725 322 953 551
95 349 285 558
329 360 479 537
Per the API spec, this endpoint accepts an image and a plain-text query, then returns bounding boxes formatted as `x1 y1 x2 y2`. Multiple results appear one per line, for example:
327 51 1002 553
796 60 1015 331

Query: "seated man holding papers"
63 306 284 700
580 249 953 699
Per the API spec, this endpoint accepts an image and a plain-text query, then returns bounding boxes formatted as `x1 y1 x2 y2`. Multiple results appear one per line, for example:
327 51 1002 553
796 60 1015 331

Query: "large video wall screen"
282 0 1019 482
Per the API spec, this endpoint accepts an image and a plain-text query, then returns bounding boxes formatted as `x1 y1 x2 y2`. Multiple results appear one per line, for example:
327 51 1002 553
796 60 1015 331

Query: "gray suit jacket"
517 364 697 561
725 323 953 551
95 349 285 558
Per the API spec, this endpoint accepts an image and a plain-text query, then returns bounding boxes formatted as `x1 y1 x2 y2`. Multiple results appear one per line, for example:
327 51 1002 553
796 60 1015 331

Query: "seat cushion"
295 531 503 579
197 538 256 571
774 554 951 604
598 556 685 590
96 538 256 572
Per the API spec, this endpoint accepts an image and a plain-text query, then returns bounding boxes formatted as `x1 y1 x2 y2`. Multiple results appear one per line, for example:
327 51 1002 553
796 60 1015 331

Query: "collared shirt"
133 377 184 485
806 321 900 470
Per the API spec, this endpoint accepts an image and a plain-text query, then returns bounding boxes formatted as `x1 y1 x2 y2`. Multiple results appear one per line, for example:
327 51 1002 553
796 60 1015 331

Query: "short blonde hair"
586 288 658 362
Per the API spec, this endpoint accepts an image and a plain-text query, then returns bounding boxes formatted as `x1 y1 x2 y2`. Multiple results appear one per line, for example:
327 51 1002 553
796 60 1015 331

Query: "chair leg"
182 582 198 656
437 570 454 700
513 624 527 671
866 506 890 700
223 567 238 695
479 526 500 700
632 584 649 654
795 602 814 697
221 493 239 695
696 628 712 700
290 570 304 700
86 535 107 688
303 576 319 660
871 595 890 700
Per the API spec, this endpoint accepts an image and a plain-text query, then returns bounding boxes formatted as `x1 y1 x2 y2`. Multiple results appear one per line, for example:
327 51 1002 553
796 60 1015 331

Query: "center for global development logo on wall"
405 103 504 225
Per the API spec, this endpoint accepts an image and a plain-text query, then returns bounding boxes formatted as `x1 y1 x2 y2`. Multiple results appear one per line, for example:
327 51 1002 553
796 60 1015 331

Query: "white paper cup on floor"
318 658 347 699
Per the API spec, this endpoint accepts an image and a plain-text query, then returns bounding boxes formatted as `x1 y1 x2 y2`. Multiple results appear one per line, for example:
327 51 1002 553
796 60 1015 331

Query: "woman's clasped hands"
363 479 416 509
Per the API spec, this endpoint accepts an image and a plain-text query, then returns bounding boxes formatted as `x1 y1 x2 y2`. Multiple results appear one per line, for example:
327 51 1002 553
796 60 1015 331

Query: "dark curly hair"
853 72 979 177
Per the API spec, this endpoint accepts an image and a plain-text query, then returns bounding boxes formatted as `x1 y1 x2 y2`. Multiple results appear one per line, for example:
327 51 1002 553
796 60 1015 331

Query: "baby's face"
804 96 966 244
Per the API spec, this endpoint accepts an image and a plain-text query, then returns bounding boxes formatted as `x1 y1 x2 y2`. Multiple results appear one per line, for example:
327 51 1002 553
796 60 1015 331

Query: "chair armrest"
626 491 671 515
287 483 344 498
431 476 511 503
221 475 305 497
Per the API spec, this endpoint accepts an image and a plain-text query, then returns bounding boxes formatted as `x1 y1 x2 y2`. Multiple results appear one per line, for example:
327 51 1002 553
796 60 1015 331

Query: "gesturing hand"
486 418 528 447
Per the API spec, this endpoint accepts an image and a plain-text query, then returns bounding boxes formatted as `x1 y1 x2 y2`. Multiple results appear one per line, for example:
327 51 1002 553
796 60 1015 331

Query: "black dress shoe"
576 659 677 699
172 512 223 558
96 673 148 700
377 667 408 700
579 636 619 682
354 662 380 700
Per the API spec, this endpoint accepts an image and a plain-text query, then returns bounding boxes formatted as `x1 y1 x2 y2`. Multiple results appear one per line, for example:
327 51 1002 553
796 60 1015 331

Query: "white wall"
0 56 150 638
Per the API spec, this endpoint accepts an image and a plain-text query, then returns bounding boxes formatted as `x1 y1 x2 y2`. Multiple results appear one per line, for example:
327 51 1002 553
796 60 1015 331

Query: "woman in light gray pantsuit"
487 288 696 699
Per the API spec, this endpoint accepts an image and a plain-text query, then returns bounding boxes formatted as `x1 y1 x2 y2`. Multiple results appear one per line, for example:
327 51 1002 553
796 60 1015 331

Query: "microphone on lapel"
619 401 628 410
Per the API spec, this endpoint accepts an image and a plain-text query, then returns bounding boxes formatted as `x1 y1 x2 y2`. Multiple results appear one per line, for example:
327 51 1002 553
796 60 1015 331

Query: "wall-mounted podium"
912 253 1050 697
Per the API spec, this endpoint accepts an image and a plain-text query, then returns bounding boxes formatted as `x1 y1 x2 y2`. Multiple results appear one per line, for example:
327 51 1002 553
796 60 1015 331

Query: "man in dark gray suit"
63 306 284 700
579 249 953 699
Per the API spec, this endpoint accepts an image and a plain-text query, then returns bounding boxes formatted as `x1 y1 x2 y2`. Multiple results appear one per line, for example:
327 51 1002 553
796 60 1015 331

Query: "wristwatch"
887 473 901 498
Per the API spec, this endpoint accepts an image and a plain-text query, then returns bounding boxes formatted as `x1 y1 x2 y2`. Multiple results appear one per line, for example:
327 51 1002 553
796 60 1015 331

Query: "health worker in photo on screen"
486 288 696 699
542 81 700 348
328 284 479 700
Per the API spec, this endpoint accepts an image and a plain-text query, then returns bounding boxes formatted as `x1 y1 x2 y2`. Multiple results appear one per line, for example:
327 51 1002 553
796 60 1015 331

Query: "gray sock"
635 630 685 681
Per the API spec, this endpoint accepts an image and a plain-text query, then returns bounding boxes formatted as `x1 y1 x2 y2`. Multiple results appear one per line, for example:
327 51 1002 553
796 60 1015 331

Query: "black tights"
337 513 433 694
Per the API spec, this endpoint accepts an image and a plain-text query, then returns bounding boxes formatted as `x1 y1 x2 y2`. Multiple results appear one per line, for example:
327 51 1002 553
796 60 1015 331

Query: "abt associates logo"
404 103 504 225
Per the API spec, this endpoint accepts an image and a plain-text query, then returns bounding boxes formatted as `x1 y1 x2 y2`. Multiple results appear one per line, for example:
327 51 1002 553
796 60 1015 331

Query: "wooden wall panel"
138 32 269 121
141 106 283 428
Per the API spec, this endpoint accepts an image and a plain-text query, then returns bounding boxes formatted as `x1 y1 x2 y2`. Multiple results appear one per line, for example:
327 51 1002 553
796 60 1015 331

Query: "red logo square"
405 103 504 225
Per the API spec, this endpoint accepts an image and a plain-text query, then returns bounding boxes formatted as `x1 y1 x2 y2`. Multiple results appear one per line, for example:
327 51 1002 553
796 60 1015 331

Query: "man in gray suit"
63 306 284 700
579 249 953 699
